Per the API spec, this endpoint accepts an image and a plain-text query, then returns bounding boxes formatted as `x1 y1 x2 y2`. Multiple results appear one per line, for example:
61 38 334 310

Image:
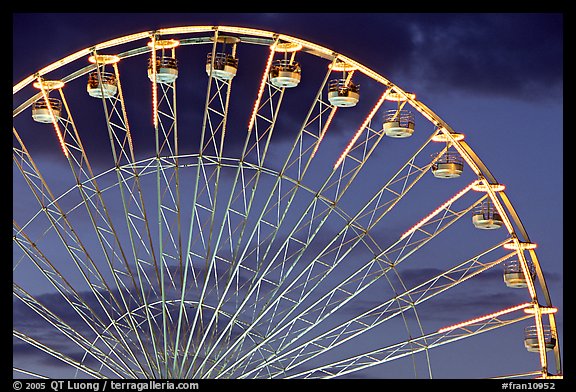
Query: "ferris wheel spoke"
262 126 443 299
196 62 316 374
67 62 170 376
14 330 106 379
182 57 341 378
289 302 533 379
180 56 338 378
12 368 48 379
31 66 168 376
209 126 444 376
256 242 515 378
177 43 286 376
154 93 185 376
101 157 172 377
14 128 156 376
13 227 143 377
85 57 166 345
93 96 164 313
154 76 183 285
221 170 485 377
177 32 243 376
219 46 287 276
148 39 191 375
324 88 391 200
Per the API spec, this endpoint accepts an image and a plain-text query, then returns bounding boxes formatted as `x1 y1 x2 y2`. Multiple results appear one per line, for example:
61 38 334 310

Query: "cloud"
396 14 563 101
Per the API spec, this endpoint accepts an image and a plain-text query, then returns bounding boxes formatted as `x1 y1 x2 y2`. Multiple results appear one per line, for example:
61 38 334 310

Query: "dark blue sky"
12 13 564 380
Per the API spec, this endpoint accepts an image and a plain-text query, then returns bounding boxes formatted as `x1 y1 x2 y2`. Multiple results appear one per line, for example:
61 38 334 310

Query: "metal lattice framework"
13 25 562 379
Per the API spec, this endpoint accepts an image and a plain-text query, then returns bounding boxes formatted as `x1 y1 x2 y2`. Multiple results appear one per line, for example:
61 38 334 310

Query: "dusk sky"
12 13 564 381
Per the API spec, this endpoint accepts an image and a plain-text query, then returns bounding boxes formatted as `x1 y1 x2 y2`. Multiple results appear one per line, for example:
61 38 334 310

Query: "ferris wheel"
12 25 562 379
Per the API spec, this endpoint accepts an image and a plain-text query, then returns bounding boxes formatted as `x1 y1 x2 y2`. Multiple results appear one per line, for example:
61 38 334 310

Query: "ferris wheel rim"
10 25 535 236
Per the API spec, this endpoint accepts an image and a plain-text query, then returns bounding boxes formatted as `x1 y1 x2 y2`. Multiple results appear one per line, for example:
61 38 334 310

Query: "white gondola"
383 109 415 138
472 202 503 229
87 71 118 98
327 79 360 107
432 152 464 178
524 325 556 352
31 97 62 123
206 52 238 81
503 260 535 288
148 57 178 84
270 59 301 88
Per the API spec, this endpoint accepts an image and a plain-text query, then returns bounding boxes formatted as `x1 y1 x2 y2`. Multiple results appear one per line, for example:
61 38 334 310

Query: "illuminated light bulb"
88 54 120 64
35 77 68 158
51 119 68 158
438 302 532 333
385 89 416 102
333 90 389 170
152 82 158 128
248 47 276 131
147 39 180 49
431 129 465 142
272 42 302 52
503 241 538 250
33 80 65 90
328 61 357 72
524 307 558 315
400 181 479 240
472 182 506 192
